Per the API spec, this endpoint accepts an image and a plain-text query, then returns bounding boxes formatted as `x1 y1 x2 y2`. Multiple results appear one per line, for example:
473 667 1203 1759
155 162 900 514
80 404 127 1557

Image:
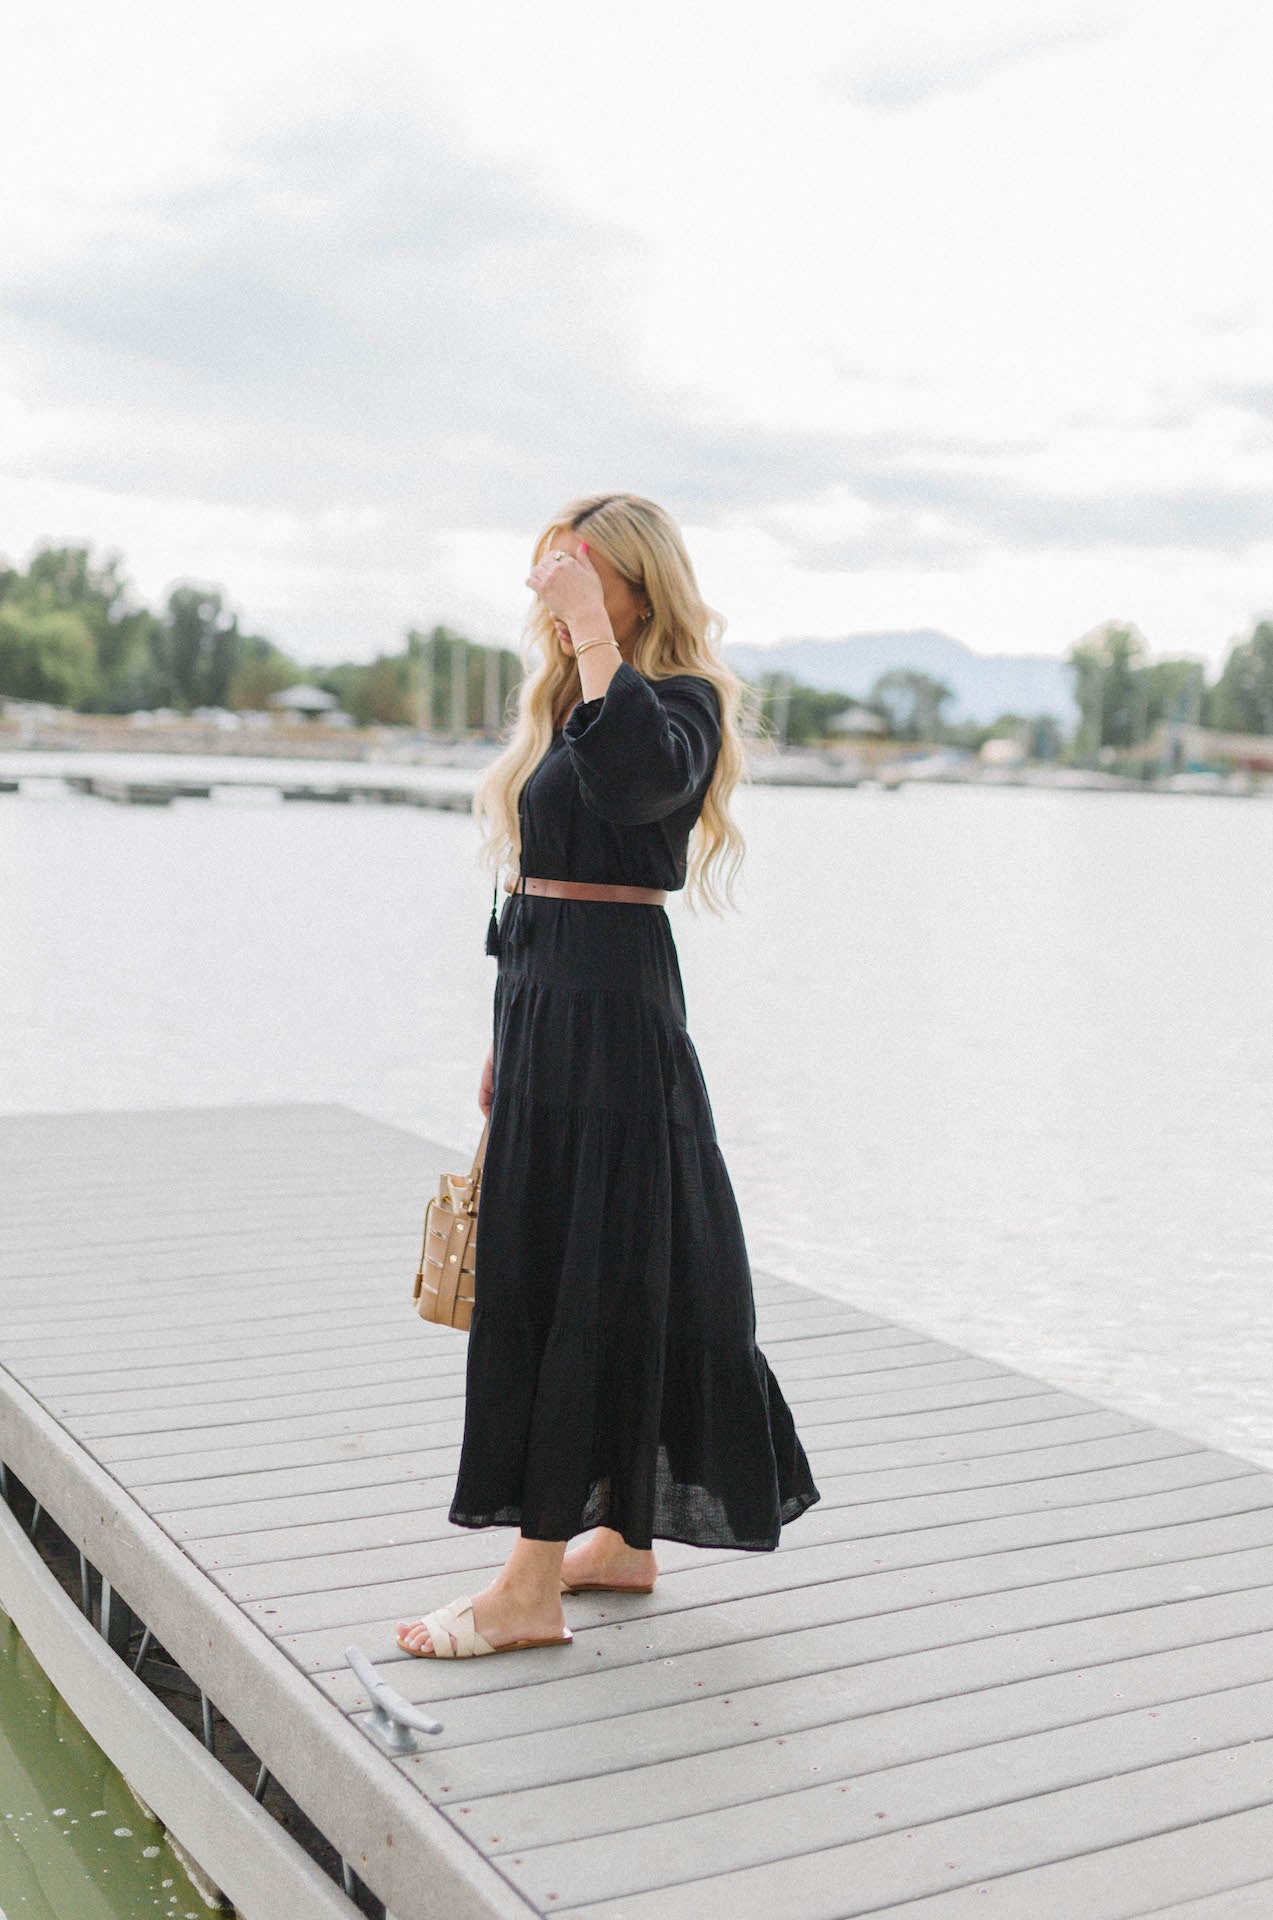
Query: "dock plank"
500 1694 1273 1909
220 1476 1273 1633
434 1600 1273 1849
285 1583 1273 1757
29 1341 919 1411
207 1454 1261 1605
561 1758 1273 1920
38 1331 951 1416
177 1431 1209 1566
382 1613 1273 1806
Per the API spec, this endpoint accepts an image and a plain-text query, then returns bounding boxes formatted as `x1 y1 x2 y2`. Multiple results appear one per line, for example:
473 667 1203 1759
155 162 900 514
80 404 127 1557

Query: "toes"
396 1619 433 1654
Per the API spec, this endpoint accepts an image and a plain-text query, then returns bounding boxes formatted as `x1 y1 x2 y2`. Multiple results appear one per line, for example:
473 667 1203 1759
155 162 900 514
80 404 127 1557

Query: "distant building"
268 684 345 724
1159 723 1273 773
980 736 1026 766
827 704 888 736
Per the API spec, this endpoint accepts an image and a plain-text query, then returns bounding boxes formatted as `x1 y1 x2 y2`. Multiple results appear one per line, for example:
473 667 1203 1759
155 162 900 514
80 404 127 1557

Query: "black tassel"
485 874 501 957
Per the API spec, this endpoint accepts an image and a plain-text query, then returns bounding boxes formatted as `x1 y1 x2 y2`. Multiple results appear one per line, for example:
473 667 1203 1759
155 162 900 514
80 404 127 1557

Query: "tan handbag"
411 1117 489 1331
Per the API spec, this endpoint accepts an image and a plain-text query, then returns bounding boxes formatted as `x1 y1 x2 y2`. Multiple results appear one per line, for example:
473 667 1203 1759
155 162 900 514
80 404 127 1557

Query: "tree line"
1 539 1270 750
751 620 1273 754
0 543 522 729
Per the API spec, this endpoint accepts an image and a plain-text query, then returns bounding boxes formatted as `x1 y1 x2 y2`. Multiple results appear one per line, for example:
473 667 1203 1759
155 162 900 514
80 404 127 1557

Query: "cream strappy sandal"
396 1595 573 1659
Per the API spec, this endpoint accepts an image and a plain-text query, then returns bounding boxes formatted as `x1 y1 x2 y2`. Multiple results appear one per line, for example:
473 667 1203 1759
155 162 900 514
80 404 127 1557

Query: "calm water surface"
1 772 1271 1473
0 1613 205 1917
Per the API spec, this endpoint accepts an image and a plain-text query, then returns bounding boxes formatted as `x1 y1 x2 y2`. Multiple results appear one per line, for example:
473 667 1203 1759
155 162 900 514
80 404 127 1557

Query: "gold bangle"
573 636 621 658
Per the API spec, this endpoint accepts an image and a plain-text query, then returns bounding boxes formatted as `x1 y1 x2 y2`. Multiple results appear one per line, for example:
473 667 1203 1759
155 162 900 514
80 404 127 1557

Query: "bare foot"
561 1528 658 1592
395 1580 568 1655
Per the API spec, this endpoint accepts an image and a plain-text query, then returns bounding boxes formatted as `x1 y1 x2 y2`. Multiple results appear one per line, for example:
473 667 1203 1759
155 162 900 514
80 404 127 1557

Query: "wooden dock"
4 1104 1273 1920
48 767 477 808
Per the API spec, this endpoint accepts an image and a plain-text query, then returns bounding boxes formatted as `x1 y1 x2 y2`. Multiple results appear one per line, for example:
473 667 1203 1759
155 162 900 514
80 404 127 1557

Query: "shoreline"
1 739 1268 801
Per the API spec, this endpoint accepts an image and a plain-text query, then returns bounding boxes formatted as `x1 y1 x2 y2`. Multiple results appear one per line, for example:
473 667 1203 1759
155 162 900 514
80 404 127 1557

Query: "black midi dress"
449 659 821 1552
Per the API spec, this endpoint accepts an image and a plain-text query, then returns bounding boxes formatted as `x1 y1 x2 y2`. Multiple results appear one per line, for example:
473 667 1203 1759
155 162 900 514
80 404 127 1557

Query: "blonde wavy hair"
472 493 754 916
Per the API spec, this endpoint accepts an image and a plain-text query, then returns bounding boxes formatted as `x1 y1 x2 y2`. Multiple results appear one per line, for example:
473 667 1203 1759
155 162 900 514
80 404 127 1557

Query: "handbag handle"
446 1114 489 1216
470 1113 490 1185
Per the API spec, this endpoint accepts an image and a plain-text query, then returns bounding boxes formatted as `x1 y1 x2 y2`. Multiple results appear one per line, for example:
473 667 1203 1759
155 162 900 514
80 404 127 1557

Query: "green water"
0 1611 208 1919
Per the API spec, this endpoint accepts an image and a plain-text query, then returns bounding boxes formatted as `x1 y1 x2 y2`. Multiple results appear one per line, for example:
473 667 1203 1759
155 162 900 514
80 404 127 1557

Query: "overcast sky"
2 0 1269 670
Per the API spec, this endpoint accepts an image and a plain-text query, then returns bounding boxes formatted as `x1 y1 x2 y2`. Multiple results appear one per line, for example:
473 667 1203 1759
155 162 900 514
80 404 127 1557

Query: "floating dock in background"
5 1104 1273 1920
4 746 1267 805
35 767 478 809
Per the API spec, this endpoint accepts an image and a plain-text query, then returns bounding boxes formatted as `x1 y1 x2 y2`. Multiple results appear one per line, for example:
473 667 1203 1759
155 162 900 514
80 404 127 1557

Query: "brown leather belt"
506 874 667 905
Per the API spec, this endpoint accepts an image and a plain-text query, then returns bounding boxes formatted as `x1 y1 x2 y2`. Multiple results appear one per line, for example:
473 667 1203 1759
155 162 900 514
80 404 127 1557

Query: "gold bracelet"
573 635 621 658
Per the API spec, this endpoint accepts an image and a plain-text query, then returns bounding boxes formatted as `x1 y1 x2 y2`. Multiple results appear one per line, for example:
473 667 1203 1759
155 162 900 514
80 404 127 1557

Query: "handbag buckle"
445 1172 479 1215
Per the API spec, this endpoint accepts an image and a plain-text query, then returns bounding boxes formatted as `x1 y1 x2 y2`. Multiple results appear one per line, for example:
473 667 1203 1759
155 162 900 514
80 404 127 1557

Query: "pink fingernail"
579 540 588 554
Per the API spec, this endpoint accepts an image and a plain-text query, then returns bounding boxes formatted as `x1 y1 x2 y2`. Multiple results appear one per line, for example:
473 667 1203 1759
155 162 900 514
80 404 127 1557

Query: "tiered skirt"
448 888 821 1551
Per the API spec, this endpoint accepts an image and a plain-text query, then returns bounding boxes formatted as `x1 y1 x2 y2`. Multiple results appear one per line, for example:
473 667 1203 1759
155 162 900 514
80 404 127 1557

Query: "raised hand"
525 543 606 635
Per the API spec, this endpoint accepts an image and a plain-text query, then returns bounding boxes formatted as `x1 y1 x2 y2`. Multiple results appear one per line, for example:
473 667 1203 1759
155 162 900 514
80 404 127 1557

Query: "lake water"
0 1612 206 1917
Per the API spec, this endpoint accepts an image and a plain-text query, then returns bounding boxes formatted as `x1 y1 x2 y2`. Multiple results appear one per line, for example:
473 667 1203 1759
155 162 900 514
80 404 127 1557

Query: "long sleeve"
561 661 722 826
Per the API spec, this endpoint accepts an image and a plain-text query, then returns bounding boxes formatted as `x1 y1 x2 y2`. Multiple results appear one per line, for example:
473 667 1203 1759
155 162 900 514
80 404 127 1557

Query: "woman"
396 493 819 1661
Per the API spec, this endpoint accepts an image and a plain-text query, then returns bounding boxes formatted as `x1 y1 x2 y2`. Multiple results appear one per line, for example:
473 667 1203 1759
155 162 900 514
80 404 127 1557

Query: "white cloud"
832 19 1115 112
0 0 1270 667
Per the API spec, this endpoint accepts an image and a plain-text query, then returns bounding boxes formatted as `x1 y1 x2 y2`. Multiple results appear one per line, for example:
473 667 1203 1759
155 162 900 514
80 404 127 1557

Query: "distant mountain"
722 630 1077 726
